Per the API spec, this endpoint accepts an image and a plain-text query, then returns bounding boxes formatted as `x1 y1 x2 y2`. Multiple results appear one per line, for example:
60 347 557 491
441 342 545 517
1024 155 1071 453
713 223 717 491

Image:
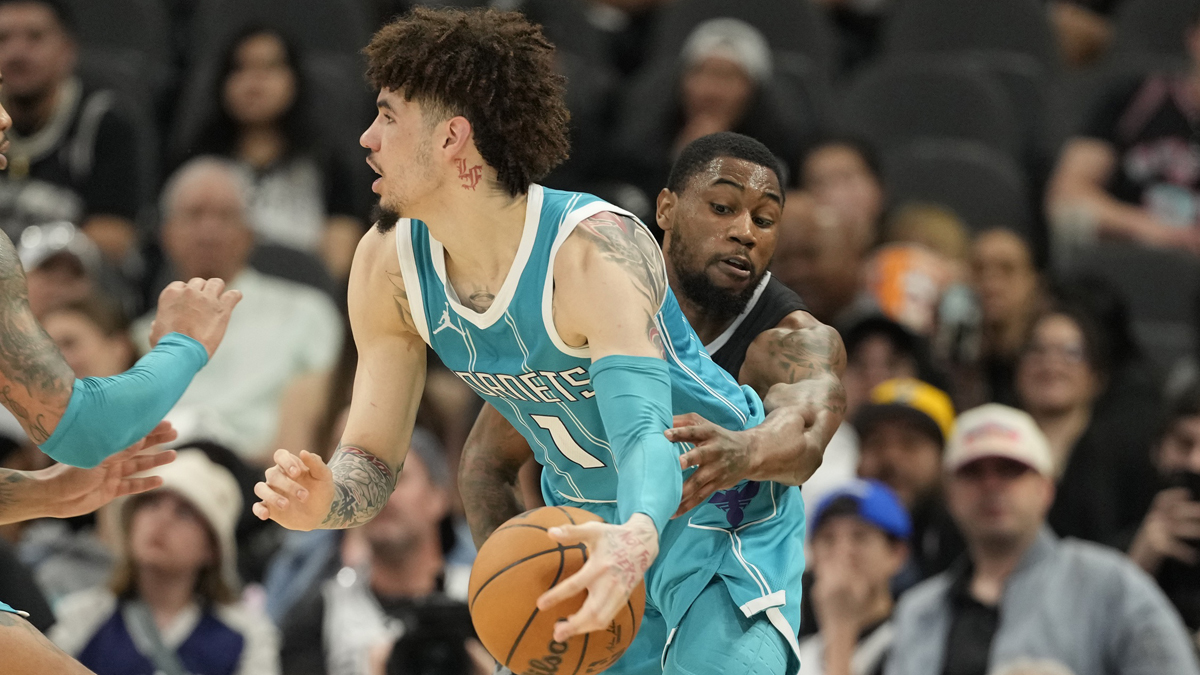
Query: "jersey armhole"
542 202 664 358
393 220 432 345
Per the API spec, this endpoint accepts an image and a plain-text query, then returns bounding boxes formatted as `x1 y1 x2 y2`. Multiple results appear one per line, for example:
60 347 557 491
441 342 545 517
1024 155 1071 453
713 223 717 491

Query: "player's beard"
372 203 401 233
668 234 761 321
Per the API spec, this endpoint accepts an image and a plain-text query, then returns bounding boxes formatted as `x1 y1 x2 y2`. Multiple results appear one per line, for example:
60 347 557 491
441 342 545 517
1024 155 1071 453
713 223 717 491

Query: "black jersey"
706 272 808 378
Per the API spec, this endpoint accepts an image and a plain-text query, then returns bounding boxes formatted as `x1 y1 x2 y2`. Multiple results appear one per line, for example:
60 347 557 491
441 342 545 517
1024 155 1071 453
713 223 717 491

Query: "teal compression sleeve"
590 354 680 535
37 333 209 468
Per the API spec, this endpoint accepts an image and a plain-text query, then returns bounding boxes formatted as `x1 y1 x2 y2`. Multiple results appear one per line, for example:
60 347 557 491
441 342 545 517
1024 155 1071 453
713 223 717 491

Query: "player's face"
660 157 781 313
361 88 436 219
947 457 1053 548
1015 314 1099 416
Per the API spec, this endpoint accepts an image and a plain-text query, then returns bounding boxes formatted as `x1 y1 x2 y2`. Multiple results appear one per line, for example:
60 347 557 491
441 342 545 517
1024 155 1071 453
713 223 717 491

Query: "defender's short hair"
667 132 786 195
364 7 571 197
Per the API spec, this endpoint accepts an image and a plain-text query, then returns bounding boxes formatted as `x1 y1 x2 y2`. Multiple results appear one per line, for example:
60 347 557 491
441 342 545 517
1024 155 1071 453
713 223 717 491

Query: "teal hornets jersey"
395 185 805 650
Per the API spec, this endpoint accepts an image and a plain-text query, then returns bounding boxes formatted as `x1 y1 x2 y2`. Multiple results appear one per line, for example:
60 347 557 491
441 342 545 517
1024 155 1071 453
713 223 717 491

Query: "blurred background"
2 0 1200 673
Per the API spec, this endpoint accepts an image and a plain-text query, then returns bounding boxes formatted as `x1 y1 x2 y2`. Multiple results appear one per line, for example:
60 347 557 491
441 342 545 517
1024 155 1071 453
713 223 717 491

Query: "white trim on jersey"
394 220 432 345
541 197 662 358
739 590 786 617
766 607 804 674
704 271 774 355
428 184 544 330
657 315 749 426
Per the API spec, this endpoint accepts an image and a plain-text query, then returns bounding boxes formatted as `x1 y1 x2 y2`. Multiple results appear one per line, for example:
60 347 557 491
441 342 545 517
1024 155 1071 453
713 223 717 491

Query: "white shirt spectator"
134 267 342 460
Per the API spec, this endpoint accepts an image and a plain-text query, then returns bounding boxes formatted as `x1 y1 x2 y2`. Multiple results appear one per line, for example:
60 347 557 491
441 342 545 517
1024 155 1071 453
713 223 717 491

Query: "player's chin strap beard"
676 265 760 322
372 204 401 233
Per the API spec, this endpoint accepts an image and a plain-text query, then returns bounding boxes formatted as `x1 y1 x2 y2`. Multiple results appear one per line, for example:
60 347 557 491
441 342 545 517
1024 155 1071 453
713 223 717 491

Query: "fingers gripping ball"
468 506 646 675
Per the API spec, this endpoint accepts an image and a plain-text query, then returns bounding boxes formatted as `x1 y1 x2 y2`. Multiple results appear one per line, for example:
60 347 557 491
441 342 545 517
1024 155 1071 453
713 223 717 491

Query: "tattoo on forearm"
763 325 847 416
577 213 668 356
0 469 28 513
322 445 399 529
0 232 73 443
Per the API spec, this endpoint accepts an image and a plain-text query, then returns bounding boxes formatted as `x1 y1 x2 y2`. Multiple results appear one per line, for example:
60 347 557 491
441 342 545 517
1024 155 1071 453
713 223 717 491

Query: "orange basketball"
468 506 646 675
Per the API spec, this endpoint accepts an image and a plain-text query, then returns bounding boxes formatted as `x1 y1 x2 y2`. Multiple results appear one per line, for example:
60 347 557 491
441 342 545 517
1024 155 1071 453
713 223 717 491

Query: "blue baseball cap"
811 479 912 540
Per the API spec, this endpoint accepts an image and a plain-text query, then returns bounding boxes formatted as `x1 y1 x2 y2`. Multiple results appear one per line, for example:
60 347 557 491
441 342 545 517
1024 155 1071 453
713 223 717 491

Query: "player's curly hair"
365 7 570 197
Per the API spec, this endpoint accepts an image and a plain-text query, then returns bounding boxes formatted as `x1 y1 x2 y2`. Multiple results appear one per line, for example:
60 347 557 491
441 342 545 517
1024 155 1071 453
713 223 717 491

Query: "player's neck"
420 186 529 290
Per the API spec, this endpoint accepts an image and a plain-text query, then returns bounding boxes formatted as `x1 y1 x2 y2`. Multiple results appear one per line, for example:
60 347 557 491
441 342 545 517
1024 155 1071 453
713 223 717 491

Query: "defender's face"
661 157 782 296
361 88 436 217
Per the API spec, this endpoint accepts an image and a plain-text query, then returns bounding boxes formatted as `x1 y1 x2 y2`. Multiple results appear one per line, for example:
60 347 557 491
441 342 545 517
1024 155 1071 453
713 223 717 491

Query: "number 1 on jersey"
531 414 605 468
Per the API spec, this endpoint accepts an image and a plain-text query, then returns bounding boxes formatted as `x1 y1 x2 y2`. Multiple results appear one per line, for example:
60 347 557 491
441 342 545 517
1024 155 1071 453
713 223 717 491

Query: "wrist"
624 513 660 554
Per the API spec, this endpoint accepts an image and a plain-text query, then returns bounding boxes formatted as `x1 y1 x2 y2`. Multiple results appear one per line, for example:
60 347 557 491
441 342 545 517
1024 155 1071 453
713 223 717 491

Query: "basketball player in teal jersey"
254 8 809 675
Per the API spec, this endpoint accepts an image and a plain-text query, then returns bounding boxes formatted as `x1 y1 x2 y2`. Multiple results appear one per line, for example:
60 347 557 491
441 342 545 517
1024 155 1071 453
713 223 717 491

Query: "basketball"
468 506 646 675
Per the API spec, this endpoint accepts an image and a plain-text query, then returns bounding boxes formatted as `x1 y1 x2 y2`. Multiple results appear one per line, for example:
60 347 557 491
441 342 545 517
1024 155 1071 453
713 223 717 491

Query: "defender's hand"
667 413 758 516
536 513 658 642
42 421 178 519
149 277 243 359
252 449 334 531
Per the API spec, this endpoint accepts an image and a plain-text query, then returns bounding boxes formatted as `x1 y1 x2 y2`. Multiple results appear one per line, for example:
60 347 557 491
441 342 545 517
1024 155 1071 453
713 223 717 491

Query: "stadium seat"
250 244 336 297
839 57 1021 159
65 0 173 67
1109 0 1200 58
645 0 838 82
883 139 1034 240
1055 242 1200 368
960 51 1058 166
190 0 372 62
882 0 1060 69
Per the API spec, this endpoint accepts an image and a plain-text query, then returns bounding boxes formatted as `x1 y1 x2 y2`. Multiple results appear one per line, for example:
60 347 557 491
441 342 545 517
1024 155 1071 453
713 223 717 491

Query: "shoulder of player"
746 310 819 348
555 211 665 291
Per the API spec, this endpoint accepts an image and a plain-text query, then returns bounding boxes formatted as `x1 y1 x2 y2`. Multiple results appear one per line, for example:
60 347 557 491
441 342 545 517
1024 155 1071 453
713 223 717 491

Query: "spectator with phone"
1129 382 1200 636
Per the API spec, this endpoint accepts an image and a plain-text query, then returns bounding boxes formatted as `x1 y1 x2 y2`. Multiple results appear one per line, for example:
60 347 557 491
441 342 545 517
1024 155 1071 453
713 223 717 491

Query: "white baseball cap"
944 404 1054 477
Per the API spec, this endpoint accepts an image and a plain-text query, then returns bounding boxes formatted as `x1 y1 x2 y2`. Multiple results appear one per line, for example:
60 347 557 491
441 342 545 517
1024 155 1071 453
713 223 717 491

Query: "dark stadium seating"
882 0 1060 69
883 139 1034 240
839 57 1021 159
190 0 372 61
1109 0 1200 59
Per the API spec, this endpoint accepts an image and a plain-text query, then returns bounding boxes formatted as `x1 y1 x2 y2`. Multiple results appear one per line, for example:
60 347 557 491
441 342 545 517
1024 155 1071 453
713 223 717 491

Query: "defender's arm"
253 228 427 530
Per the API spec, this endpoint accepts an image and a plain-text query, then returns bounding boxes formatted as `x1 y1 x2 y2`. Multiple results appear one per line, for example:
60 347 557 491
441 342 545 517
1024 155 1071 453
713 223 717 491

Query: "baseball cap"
852 378 955 446
811 479 912 540
944 404 1054 477
17 221 101 277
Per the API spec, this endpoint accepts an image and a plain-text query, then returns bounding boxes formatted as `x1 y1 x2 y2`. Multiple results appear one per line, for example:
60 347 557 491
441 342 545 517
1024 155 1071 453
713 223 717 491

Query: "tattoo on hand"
605 527 653 591
322 445 399 529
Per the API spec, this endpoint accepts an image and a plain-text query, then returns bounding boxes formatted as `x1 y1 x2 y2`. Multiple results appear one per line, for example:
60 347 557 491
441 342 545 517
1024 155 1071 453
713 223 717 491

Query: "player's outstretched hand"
667 412 758 516
252 449 335 531
535 513 658 642
149 277 243 359
39 421 178 520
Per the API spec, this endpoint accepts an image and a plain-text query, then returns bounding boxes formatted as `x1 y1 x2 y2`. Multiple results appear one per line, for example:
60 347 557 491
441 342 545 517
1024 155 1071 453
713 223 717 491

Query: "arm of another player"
0 230 240 467
459 403 537 549
536 212 673 642
252 227 427 531
667 310 847 514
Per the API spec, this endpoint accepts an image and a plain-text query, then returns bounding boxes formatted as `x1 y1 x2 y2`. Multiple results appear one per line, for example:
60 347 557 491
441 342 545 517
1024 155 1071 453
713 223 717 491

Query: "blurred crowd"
1 0 1200 673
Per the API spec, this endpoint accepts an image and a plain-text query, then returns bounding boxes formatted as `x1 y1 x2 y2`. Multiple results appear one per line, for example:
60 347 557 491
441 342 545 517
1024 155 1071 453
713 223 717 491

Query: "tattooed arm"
667 310 846 513
253 227 426 530
0 231 76 443
459 403 536 548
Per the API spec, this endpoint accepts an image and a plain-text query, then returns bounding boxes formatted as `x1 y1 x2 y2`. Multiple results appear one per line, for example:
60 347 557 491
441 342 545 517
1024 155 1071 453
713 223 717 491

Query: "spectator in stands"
1049 0 1121 69
1015 304 1159 546
863 243 954 337
1128 382 1200 636
49 450 280 675
886 404 1200 675
800 138 885 253
133 157 342 462
180 26 364 279
611 18 807 206
1046 8 1200 253
798 479 910 675
773 191 876 331
945 228 1043 409
0 0 144 264
854 378 964 584
16 221 104 317
280 429 471 675
42 295 134 379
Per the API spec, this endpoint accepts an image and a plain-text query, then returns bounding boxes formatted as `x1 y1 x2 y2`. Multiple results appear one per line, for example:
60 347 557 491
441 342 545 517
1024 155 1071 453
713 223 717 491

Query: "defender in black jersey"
461 132 847 543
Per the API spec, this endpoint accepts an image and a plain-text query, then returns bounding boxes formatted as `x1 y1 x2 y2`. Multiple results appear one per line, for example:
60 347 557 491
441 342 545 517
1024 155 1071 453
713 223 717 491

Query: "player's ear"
656 189 677 233
442 115 473 155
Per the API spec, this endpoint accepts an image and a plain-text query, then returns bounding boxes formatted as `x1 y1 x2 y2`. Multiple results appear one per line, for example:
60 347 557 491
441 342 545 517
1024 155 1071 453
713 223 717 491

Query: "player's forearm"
321 445 398 529
459 451 525 549
0 469 51 525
